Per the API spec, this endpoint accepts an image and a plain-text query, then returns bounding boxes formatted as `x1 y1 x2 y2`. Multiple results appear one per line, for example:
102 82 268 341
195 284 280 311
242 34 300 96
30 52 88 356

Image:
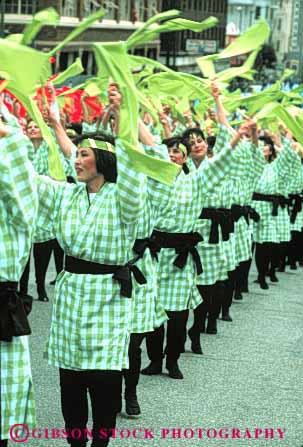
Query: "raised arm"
0 119 37 230
212 81 235 136
109 84 146 225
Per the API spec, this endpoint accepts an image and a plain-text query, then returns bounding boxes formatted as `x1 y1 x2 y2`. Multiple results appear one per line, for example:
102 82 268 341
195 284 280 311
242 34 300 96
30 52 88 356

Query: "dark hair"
206 136 216 150
259 135 276 162
182 127 205 153
162 136 188 155
74 133 117 182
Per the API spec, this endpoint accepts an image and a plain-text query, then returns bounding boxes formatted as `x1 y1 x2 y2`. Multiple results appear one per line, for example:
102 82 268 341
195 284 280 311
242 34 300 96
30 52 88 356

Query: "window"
62 0 77 17
255 6 261 19
5 0 38 14
277 18 282 31
276 40 280 52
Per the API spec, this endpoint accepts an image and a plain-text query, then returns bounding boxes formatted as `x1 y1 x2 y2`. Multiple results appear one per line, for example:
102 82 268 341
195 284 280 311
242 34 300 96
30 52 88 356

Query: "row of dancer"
1 79 303 447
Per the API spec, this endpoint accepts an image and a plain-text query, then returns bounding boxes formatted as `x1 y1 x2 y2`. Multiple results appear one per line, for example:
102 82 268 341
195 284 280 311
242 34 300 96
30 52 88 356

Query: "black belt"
150 230 203 274
199 208 233 243
231 204 260 225
244 205 260 223
132 237 158 261
64 256 146 298
0 282 32 342
288 194 303 224
252 193 287 216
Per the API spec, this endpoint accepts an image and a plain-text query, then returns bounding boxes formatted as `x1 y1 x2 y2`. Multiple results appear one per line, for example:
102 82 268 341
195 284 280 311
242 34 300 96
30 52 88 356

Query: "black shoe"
254 278 259 284
241 284 249 293
188 328 203 354
221 313 233 322
49 278 57 285
125 392 141 417
141 361 162 375
206 319 217 334
269 273 279 283
259 279 269 289
234 291 243 300
37 288 49 302
290 263 297 270
166 361 183 379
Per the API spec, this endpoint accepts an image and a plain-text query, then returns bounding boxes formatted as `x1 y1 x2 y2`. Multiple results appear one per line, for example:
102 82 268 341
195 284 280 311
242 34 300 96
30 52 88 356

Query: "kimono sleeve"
195 142 235 194
213 124 233 155
34 175 67 242
274 138 298 180
142 143 173 210
0 127 37 230
115 138 147 225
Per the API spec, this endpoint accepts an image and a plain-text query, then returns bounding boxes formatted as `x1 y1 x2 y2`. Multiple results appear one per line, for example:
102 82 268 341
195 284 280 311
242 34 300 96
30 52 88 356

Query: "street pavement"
21 255 303 447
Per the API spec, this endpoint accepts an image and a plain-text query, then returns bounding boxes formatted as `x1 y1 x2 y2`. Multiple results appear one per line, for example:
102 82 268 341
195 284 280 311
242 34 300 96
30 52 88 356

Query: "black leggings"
255 242 279 280
19 239 64 295
123 333 146 393
145 310 189 363
59 368 122 447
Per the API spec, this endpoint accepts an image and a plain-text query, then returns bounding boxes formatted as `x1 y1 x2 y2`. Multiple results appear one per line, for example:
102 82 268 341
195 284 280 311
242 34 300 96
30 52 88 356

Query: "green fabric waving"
22 8 59 45
93 42 180 185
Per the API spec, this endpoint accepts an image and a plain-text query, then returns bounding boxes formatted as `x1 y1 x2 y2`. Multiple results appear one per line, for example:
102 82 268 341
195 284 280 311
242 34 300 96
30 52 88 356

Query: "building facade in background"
160 0 228 74
227 0 277 34
2 0 162 74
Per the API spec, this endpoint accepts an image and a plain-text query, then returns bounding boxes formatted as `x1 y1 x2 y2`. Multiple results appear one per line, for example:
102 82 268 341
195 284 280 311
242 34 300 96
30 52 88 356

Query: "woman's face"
168 146 186 166
189 134 208 161
263 144 271 160
75 147 99 183
26 121 42 140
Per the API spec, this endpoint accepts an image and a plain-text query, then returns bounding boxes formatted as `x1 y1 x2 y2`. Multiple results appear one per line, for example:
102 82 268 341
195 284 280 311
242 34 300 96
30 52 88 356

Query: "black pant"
288 231 302 265
53 238 64 275
255 242 279 280
123 333 146 393
59 368 122 447
0 441 7 447
234 259 251 294
145 310 189 363
190 283 223 334
34 240 55 293
221 270 235 315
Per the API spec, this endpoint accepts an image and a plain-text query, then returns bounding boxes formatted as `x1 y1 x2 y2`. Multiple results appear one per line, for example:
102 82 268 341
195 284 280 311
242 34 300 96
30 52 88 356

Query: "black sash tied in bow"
199 208 233 243
151 230 203 274
252 193 286 217
133 237 158 261
288 194 303 224
243 205 260 223
0 282 32 342
65 255 146 299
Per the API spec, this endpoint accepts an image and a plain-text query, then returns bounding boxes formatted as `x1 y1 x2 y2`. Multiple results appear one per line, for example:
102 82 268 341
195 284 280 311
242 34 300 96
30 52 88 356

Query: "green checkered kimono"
154 139 236 311
230 140 266 264
34 139 146 371
0 117 37 438
287 159 303 232
28 134 76 179
128 144 171 334
253 140 298 243
189 126 236 286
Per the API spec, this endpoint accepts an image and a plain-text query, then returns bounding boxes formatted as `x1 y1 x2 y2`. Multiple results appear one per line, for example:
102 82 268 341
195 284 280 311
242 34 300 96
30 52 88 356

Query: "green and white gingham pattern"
35 139 146 370
128 144 171 334
155 133 236 311
0 125 37 438
253 141 298 243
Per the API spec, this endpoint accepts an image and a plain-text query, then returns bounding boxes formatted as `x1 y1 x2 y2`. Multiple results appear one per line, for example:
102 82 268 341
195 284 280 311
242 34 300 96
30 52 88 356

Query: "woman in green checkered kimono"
141 119 243 380
285 145 303 268
121 124 173 417
33 84 177 447
0 106 37 445
252 134 300 289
